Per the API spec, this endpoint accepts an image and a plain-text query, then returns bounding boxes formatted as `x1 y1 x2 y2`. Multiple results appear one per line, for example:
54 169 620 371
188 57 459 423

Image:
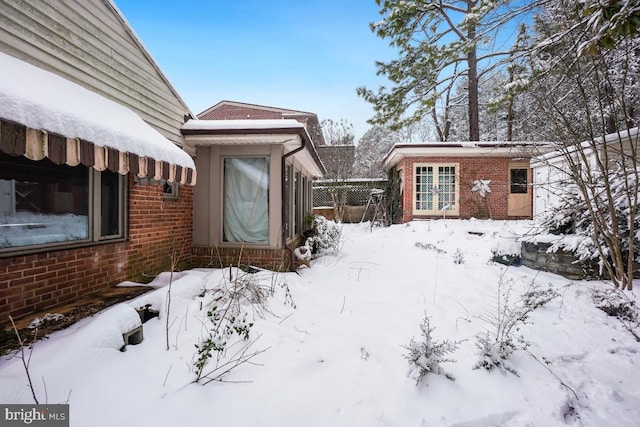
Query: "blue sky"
114 0 396 141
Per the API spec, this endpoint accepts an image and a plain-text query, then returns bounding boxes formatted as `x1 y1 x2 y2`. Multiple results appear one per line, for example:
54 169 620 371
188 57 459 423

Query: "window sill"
0 237 128 259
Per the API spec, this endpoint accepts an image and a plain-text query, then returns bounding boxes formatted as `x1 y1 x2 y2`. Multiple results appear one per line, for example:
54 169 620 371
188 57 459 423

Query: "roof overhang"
383 142 550 169
0 51 196 185
182 119 326 177
530 127 639 168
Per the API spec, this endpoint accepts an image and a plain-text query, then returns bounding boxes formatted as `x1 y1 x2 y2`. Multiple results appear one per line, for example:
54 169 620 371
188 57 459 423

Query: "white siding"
0 0 190 146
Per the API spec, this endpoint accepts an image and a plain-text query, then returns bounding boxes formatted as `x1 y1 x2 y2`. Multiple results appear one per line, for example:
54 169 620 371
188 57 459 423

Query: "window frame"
509 167 529 194
94 169 127 242
284 163 293 240
0 157 127 256
412 162 460 216
220 156 270 246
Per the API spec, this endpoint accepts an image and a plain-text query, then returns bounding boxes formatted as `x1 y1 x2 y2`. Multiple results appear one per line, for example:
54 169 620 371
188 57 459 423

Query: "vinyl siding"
0 0 190 146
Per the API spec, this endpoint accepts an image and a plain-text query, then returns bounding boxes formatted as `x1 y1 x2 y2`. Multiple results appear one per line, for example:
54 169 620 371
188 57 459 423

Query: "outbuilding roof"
383 141 547 169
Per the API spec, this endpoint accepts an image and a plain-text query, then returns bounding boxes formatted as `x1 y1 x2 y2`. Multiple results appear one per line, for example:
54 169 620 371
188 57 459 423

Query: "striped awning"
0 118 195 185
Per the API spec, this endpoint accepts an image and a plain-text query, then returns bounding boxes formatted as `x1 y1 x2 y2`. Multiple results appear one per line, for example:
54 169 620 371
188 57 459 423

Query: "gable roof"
198 100 316 120
106 0 194 120
0 0 194 147
0 0 196 184
197 100 327 146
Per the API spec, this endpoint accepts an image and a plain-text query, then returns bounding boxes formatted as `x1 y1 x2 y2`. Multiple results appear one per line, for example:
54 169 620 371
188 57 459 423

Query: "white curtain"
223 157 269 243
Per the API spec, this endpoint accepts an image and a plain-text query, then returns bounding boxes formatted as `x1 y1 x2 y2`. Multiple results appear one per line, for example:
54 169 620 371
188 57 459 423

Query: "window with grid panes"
413 163 459 215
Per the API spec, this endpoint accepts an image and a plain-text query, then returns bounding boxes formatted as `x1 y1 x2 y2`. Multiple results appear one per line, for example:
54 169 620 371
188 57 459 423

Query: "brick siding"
398 156 532 222
0 176 193 324
191 246 292 272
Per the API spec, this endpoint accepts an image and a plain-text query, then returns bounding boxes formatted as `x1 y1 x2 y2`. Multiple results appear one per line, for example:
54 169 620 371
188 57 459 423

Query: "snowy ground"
1 219 639 426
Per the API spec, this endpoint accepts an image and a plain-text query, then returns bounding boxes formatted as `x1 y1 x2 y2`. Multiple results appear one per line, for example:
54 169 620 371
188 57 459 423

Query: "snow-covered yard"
1 220 639 426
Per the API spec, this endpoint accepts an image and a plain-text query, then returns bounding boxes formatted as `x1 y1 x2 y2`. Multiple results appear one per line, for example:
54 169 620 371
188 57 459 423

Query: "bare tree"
318 119 356 220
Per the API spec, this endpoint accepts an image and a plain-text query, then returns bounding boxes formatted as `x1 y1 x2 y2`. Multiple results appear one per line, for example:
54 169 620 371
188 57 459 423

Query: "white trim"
412 162 460 216
384 143 546 169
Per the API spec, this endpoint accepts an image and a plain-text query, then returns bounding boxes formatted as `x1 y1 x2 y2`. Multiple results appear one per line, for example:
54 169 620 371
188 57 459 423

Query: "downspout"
282 140 306 272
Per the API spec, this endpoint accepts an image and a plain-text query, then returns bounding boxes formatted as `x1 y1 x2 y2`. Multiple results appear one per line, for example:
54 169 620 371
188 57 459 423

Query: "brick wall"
398 156 530 222
192 246 291 272
200 105 285 120
0 176 193 324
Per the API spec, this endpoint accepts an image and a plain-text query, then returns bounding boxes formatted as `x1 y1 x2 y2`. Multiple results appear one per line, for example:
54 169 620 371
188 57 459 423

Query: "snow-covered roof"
0 51 195 183
182 119 326 177
383 141 549 168
530 127 639 167
182 119 306 131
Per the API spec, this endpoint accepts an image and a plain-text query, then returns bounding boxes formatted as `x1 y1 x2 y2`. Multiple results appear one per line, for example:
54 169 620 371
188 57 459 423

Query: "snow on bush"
452 248 465 264
474 278 559 375
403 314 459 385
535 165 640 268
592 285 639 340
307 215 342 254
473 331 519 376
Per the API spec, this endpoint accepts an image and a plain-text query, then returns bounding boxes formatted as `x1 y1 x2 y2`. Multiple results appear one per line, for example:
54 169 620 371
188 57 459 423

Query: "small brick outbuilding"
383 142 545 222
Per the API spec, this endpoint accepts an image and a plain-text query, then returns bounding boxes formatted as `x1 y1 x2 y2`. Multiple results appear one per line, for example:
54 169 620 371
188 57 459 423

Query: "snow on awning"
0 51 196 185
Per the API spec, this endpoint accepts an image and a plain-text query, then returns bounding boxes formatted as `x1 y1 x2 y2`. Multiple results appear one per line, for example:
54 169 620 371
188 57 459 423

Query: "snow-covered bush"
403 314 458 385
415 241 446 253
474 278 559 375
592 286 639 339
473 331 519 376
307 215 342 254
536 165 640 271
452 248 465 264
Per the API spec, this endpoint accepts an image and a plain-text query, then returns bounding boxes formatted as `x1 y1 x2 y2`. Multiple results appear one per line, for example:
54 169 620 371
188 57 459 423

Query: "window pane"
100 170 121 237
223 157 269 243
438 166 456 210
284 164 291 238
415 166 433 210
0 153 89 248
510 169 528 194
294 171 301 235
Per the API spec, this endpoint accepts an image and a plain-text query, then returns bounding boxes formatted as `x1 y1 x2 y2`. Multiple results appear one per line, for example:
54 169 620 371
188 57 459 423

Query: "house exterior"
0 0 196 322
202 100 354 179
383 142 544 222
531 127 639 218
199 100 327 146
182 118 325 271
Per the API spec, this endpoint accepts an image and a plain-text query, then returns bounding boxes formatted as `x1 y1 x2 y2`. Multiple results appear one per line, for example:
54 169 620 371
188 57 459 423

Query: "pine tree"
357 0 538 141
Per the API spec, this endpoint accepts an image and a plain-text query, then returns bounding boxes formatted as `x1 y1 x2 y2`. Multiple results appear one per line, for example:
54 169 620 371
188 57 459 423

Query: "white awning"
0 51 195 185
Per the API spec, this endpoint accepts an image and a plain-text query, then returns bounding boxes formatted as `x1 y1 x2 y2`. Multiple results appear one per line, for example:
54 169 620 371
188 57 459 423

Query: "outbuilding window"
510 168 528 194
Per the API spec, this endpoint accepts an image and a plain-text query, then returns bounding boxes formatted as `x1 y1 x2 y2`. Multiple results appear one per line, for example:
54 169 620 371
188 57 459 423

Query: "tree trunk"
467 24 480 141
506 100 514 142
